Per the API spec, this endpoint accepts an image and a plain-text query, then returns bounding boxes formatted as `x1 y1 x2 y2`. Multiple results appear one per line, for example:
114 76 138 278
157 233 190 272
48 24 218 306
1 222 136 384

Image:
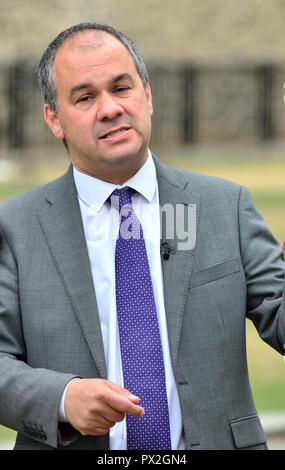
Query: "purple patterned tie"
108 187 171 450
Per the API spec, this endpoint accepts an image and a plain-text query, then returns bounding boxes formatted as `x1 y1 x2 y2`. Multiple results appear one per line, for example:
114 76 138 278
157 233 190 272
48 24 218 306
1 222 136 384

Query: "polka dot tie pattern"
108 187 171 450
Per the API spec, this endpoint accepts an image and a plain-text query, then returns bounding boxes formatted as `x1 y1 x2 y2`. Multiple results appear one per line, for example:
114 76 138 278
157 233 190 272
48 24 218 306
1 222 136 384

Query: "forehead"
58 30 120 53
53 31 136 78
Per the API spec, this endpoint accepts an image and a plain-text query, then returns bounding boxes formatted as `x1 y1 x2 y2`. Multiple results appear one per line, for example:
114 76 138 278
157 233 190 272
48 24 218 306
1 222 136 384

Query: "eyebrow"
69 73 135 99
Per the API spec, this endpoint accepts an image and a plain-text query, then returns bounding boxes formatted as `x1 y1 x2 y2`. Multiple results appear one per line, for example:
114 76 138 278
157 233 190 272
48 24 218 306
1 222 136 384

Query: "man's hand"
64 378 145 436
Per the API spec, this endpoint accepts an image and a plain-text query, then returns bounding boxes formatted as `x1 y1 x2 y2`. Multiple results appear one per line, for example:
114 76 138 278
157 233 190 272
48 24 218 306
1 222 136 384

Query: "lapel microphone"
161 242 171 260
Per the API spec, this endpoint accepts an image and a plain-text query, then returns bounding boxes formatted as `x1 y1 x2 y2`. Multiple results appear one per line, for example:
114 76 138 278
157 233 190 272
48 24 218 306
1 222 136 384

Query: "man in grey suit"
0 22 285 451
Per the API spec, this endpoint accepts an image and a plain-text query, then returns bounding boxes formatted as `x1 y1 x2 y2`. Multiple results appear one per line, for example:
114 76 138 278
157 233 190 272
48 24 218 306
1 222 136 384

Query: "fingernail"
130 394 140 400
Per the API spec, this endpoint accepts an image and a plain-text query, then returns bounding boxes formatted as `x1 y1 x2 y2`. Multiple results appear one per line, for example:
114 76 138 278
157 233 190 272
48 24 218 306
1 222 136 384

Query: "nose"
96 92 124 121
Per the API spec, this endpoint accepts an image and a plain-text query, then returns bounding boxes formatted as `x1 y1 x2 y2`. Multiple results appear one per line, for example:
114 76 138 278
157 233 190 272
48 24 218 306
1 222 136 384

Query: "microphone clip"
161 242 171 260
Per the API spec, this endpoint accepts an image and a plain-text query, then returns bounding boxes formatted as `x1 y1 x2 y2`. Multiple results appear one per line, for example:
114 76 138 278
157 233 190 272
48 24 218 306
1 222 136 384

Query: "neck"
71 154 149 185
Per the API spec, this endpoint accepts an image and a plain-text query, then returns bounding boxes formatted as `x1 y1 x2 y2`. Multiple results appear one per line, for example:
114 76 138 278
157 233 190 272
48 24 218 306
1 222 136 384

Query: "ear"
44 104 65 140
145 83 153 116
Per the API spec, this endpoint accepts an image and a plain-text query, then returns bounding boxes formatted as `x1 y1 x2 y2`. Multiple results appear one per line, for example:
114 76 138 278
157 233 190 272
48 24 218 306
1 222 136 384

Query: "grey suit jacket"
0 154 284 450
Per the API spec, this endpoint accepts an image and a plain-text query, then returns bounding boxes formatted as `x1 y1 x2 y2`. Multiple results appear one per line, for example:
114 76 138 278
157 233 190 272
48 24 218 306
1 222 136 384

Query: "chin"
105 150 145 166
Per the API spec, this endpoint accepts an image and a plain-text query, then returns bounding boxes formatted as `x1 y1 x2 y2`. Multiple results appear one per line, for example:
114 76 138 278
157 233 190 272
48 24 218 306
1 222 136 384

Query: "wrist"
59 377 81 422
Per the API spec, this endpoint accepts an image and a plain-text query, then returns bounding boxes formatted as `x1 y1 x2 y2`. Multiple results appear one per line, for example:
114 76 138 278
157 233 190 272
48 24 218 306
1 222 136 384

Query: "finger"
106 380 140 402
96 408 126 425
127 395 141 404
97 416 118 428
105 386 145 418
108 400 144 418
89 427 110 436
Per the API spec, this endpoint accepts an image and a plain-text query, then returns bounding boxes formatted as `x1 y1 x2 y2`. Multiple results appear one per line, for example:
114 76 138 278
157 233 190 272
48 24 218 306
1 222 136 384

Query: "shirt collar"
73 149 157 212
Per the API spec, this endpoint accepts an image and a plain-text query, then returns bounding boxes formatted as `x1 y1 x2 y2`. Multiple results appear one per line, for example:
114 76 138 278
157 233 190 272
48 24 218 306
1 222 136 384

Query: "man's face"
45 31 153 183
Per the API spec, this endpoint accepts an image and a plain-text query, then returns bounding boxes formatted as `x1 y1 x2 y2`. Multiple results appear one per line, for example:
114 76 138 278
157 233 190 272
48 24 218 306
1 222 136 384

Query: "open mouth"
99 127 131 139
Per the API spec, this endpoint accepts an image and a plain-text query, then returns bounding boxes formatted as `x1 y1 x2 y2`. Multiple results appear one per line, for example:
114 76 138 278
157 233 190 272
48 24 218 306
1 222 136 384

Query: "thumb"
106 380 140 403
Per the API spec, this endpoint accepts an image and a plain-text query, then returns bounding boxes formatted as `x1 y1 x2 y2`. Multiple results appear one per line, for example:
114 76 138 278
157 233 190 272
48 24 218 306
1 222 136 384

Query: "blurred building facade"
1 0 285 150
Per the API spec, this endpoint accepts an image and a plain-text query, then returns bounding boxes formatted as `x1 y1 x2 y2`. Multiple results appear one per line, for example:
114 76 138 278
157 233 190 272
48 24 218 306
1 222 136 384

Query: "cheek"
61 112 93 136
130 98 152 127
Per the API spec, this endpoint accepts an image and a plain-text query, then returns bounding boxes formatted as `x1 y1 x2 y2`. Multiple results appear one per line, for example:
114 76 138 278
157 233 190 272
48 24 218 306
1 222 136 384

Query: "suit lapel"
36 157 198 376
153 155 200 367
37 166 107 378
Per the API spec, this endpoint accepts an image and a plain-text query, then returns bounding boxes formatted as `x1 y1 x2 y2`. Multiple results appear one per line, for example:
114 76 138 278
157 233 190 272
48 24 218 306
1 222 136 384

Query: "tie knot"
107 187 136 210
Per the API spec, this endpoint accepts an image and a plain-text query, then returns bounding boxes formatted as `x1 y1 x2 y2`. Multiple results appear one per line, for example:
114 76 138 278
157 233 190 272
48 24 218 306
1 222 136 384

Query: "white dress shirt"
62 151 185 450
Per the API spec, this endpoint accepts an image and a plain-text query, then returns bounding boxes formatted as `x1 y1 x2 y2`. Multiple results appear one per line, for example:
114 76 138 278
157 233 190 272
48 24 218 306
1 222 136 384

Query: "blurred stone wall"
1 0 285 149
2 0 285 65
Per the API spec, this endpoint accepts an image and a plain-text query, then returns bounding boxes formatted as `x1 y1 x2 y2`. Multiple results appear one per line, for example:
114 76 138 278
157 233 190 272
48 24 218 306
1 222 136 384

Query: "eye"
115 86 130 93
79 95 92 102
75 95 94 107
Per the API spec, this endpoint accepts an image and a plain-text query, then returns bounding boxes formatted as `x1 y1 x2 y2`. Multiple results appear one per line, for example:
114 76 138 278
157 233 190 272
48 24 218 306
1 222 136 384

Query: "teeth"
103 128 128 139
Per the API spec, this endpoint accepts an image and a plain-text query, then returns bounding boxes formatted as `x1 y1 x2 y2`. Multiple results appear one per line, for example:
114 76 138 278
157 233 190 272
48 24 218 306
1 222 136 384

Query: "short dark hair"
37 22 149 113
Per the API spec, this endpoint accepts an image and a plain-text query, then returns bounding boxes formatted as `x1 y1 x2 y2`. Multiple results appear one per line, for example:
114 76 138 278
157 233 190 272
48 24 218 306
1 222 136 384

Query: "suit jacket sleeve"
0 222 78 449
239 185 285 353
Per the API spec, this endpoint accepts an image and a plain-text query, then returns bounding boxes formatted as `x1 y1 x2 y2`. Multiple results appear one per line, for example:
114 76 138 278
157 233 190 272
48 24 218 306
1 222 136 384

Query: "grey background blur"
1 0 285 153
